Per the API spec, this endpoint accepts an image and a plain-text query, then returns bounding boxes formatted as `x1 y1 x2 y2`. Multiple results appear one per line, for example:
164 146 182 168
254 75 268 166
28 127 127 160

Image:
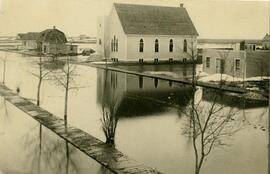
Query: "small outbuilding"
17 32 40 50
17 26 77 55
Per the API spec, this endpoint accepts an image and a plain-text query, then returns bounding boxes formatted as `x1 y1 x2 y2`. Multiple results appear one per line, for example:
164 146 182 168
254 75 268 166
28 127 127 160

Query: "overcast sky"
0 0 269 39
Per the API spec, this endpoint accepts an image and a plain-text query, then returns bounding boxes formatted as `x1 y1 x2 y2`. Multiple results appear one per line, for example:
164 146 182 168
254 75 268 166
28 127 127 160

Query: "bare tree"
100 70 119 144
178 39 242 174
29 55 52 106
181 92 241 174
53 57 78 123
176 36 198 85
218 50 230 85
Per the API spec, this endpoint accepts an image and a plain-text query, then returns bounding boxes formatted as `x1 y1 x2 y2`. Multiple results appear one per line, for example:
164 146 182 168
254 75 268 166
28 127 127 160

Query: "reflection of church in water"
96 69 194 117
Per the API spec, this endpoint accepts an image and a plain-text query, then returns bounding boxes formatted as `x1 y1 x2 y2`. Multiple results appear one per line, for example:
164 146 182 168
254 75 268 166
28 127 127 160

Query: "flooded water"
0 96 111 174
0 51 268 174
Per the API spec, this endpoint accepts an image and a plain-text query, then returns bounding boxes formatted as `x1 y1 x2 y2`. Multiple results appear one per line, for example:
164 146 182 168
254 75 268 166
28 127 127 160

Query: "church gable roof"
114 3 198 36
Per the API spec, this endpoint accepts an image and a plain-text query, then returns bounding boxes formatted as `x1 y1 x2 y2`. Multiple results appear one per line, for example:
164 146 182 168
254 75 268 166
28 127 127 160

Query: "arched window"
113 35 116 52
169 39 173 52
111 39 113 51
183 39 187 53
139 39 144 52
155 39 159 52
115 39 118 52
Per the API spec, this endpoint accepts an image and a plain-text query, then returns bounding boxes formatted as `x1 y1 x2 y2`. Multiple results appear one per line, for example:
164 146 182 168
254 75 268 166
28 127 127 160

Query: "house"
17 32 40 50
17 26 77 55
202 49 270 78
97 3 198 62
262 33 270 49
37 27 68 54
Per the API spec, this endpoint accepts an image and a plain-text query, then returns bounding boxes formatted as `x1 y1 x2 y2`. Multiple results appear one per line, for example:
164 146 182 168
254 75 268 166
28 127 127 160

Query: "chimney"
53 25 56 29
180 3 184 7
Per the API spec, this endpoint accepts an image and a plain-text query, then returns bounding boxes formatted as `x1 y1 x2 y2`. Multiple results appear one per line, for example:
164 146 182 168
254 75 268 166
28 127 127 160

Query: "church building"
97 3 198 62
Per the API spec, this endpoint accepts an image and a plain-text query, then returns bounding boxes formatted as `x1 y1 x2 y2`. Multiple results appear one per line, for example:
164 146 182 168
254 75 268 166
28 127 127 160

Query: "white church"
97 3 198 62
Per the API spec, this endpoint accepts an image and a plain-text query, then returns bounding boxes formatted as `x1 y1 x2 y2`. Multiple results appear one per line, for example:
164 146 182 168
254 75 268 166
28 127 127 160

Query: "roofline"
198 38 262 44
126 34 198 37
113 2 184 9
113 3 199 36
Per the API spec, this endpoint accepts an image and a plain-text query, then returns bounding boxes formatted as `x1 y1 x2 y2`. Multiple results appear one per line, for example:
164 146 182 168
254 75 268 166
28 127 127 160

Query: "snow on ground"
91 61 113 65
199 73 270 82
246 76 270 81
144 71 179 78
198 73 244 82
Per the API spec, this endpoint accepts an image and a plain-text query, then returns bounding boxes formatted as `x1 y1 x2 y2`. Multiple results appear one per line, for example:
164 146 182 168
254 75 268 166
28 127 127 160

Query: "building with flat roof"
202 49 270 78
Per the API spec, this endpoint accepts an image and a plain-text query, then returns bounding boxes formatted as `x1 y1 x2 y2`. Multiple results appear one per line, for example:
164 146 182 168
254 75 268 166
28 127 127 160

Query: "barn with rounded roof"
37 26 68 54
17 26 77 55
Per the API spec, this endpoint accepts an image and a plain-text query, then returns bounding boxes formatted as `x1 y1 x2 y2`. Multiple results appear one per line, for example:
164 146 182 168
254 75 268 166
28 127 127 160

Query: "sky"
0 0 269 39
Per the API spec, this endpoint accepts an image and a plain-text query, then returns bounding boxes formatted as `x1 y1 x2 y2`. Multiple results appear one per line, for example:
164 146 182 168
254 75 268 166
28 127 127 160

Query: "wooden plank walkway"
81 63 247 94
0 84 162 174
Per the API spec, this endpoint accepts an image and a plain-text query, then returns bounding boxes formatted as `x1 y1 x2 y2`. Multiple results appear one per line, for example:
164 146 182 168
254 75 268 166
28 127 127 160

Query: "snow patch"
198 74 244 82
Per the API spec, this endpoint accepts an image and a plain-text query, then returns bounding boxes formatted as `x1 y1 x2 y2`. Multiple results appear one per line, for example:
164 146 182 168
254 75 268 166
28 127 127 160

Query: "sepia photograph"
0 0 269 174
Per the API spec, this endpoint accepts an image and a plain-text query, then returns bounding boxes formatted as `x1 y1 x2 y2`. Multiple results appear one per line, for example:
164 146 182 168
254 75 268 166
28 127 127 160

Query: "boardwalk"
81 62 247 94
0 84 162 174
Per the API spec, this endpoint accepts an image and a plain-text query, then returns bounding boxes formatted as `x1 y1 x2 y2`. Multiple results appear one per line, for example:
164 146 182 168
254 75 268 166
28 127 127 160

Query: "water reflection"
202 88 268 109
116 64 195 79
154 78 158 88
0 50 268 174
139 75 143 89
22 124 79 174
0 97 112 174
97 69 194 118
0 98 10 133
0 52 7 84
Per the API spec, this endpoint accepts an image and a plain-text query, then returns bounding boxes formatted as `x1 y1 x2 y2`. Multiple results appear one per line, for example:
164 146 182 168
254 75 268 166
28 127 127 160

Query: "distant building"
262 33 270 49
197 39 262 51
202 49 270 78
37 27 68 54
97 3 198 62
17 26 77 55
17 32 40 50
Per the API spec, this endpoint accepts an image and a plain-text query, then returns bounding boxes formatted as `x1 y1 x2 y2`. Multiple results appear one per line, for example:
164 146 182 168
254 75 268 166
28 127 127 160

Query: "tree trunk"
64 58 70 123
3 59 6 85
37 78 42 106
64 86 68 122
106 137 115 144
